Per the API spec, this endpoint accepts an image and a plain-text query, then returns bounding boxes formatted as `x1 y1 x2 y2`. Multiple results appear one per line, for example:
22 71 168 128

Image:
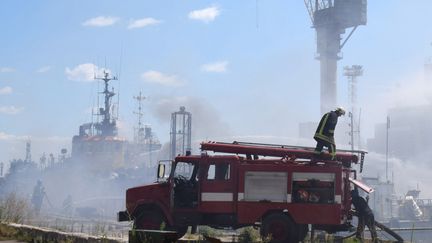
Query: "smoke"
0 134 70 173
362 152 432 198
361 70 432 137
0 133 149 221
0 154 154 221
378 72 432 108
358 68 432 198
149 96 232 141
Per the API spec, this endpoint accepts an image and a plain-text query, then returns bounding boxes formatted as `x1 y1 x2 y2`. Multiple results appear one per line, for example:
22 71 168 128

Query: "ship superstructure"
126 91 162 168
71 71 126 171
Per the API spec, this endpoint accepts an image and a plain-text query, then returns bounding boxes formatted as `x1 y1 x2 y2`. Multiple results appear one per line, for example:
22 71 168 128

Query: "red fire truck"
118 141 367 243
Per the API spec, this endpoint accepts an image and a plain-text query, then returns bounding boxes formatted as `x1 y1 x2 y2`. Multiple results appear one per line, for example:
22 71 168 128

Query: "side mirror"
157 164 165 179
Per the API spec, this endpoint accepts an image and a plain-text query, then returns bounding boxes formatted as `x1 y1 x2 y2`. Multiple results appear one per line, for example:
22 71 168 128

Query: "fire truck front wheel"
134 209 187 240
134 209 166 230
168 225 188 239
261 213 299 243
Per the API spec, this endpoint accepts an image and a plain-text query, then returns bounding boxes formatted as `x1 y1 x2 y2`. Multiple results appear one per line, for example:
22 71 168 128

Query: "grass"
0 192 30 224
0 223 33 242
237 227 263 243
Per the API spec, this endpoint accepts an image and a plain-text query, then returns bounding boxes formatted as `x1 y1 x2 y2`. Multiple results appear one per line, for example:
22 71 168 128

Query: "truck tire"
261 213 299 243
168 225 188 240
298 224 308 241
134 209 166 230
135 209 187 240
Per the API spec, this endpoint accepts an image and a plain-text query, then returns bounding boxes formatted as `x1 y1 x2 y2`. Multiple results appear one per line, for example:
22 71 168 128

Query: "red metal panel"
199 157 238 213
287 204 342 225
126 183 171 215
236 161 345 225
200 202 235 213
237 202 342 225
237 163 293 194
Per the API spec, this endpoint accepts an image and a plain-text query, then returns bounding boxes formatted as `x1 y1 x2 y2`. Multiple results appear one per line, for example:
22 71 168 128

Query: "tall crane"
304 0 367 115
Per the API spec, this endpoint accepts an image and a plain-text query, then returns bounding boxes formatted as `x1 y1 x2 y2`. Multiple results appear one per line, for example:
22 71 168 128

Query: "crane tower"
304 0 367 114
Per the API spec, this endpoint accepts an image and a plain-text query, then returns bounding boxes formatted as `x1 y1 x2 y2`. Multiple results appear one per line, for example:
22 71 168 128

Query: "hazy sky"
2 1 432 165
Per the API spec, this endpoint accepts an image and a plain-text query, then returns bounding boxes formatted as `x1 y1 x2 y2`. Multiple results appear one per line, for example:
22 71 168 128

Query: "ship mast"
133 91 146 144
95 70 118 136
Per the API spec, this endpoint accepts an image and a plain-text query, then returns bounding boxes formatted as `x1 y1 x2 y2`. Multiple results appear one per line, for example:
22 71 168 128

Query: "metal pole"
182 112 186 155
350 112 354 151
149 136 152 166
358 109 362 149
386 116 390 182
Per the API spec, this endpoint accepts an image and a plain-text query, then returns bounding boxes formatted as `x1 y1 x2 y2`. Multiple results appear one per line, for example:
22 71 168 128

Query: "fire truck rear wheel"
298 224 308 241
261 213 299 243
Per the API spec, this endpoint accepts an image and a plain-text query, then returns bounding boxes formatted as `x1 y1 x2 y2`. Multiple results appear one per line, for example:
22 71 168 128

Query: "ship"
0 69 163 220
72 71 162 172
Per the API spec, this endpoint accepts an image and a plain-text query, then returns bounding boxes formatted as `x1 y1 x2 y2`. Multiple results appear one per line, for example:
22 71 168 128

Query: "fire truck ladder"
201 141 367 168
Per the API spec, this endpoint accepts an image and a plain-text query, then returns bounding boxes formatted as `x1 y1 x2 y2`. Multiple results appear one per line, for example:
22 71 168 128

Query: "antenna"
133 91 146 143
348 112 354 151
117 46 123 121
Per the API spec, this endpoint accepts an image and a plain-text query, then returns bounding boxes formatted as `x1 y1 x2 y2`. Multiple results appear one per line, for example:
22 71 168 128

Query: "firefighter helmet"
335 107 346 116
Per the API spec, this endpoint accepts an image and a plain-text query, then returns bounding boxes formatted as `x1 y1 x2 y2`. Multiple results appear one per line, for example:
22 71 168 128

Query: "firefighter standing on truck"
314 107 345 159
351 188 378 243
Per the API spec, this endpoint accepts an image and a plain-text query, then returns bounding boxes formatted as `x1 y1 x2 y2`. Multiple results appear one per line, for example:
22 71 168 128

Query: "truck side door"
200 158 236 213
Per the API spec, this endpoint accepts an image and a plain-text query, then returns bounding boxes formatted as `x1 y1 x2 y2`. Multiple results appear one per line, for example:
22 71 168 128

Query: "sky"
2 1 432 175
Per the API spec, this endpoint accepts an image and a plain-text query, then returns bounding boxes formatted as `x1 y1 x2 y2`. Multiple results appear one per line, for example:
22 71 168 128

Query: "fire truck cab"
118 141 366 243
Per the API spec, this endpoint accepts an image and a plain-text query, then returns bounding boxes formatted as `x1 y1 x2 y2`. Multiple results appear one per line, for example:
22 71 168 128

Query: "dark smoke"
149 96 232 140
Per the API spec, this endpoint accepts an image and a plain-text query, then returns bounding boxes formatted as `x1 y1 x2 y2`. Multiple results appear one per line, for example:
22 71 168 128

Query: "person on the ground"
31 180 45 215
351 188 378 243
62 194 73 215
313 107 345 160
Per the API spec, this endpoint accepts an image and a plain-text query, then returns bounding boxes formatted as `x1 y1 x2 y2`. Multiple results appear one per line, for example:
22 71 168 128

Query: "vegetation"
0 192 30 224
0 223 33 242
197 225 221 238
238 226 262 243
